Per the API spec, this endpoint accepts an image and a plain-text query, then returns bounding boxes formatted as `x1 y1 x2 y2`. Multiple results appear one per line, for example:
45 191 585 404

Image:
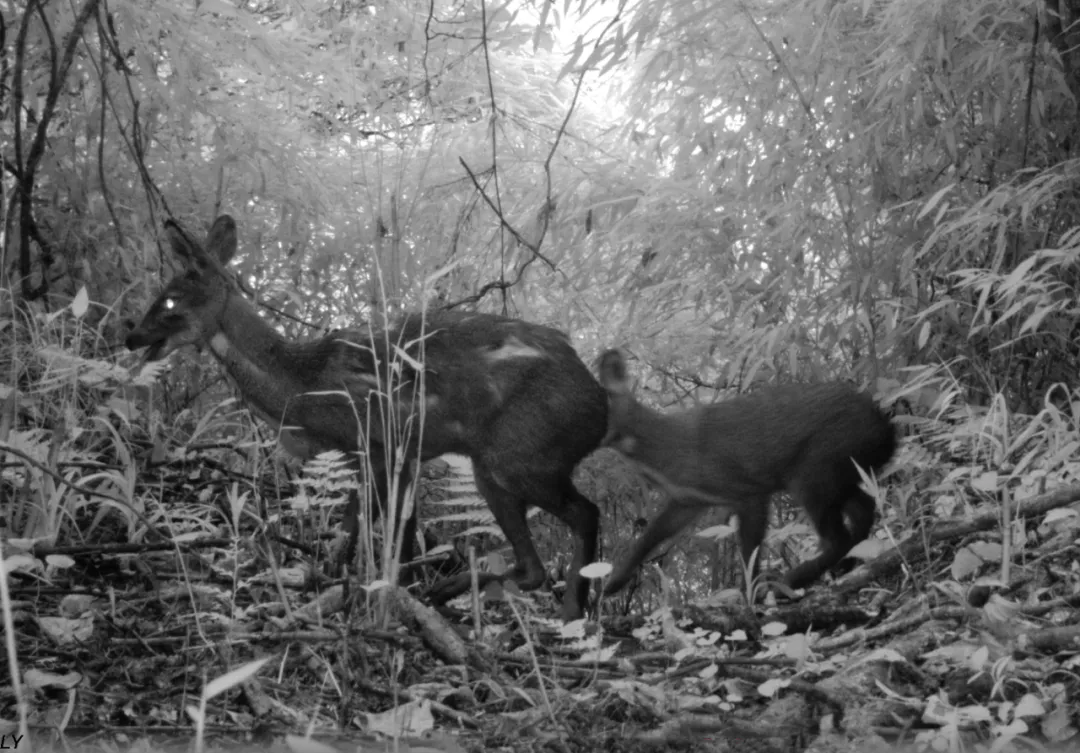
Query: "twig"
30 538 234 558
837 483 1080 592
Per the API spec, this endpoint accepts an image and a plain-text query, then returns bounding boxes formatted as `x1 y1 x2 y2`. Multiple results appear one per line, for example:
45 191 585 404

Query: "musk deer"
124 215 607 619
597 349 896 596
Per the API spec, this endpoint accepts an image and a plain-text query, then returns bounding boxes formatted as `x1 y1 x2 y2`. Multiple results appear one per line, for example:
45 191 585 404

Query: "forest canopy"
4 2 1080 749
4 0 1080 413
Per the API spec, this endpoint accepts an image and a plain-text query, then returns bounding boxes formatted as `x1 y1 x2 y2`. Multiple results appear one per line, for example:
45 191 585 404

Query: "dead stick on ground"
838 483 1080 593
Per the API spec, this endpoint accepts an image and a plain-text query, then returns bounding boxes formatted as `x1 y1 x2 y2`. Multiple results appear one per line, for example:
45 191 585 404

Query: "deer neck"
618 403 733 505
624 402 701 476
205 289 306 427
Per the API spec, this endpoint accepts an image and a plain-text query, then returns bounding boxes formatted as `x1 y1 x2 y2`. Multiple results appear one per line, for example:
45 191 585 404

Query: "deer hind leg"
480 466 601 621
734 495 770 581
425 464 545 611
784 472 873 589
475 466 549 586
828 487 878 579
427 465 599 621
843 488 876 544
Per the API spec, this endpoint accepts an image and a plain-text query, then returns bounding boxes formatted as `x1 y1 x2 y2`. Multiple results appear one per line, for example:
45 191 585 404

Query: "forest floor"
8 483 1080 753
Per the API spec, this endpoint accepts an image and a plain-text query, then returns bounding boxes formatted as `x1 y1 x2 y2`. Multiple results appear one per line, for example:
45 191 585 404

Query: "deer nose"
125 327 149 351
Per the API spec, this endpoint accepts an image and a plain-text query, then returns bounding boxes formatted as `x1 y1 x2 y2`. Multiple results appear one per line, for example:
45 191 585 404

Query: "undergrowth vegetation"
4 0 1080 750
3 274 1080 751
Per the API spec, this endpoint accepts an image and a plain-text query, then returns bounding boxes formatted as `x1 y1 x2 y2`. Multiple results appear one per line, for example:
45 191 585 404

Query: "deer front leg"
604 499 710 595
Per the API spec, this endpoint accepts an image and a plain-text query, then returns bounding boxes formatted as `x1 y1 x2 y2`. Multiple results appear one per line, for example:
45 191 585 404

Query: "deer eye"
164 298 176 311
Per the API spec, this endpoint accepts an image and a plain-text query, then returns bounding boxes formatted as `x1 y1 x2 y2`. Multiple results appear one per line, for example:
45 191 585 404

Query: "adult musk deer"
597 350 896 596
125 214 607 619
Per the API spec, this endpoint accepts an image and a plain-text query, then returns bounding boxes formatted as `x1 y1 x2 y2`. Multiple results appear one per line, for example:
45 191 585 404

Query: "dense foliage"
2 0 1080 747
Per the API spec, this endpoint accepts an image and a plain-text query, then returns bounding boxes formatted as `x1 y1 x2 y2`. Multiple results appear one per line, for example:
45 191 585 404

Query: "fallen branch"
837 483 1080 593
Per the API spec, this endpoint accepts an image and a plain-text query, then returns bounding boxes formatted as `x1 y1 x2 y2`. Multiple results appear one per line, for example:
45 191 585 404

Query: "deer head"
125 215 239 362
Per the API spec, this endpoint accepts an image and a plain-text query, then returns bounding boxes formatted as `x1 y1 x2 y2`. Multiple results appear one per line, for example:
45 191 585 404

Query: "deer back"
126 216 606 468
599 350 894 499
278 311 607 466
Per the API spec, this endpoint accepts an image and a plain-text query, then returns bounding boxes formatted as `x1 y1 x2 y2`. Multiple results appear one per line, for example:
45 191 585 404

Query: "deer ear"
162 215 237 272
206 215 238 266
598 349 631 394
163 218 215 272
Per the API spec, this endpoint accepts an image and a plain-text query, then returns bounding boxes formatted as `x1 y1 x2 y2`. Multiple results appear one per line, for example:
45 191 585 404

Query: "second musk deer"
124 214 607 620
597 350 896 597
